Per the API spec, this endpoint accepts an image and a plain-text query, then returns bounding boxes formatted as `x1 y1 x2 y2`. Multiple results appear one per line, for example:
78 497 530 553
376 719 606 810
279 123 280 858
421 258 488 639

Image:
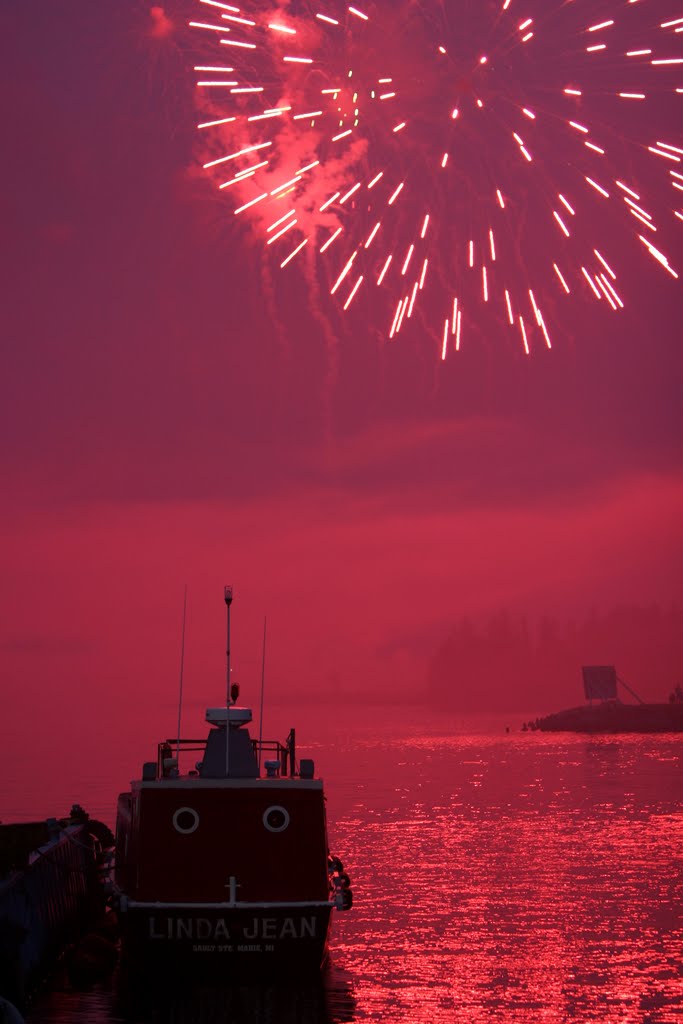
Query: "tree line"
426 603 683 713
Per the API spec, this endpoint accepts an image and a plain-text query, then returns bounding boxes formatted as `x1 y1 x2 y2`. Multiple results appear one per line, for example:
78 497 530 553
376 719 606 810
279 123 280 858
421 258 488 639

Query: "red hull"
118 903 332 972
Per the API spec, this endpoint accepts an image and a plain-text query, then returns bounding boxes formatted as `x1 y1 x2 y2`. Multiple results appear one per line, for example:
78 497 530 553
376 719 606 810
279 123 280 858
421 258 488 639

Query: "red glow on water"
327 725 683 1023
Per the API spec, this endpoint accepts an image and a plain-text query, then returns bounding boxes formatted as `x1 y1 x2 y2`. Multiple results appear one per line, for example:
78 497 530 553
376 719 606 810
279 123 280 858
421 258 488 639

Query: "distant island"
523 667 683 734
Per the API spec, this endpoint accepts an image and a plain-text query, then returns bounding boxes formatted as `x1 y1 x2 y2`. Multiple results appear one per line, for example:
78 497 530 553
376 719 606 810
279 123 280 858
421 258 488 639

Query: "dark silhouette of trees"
426 603 683 713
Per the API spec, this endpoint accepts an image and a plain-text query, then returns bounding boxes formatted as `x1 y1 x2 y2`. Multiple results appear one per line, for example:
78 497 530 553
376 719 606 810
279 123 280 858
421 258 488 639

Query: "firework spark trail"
190 1 682 357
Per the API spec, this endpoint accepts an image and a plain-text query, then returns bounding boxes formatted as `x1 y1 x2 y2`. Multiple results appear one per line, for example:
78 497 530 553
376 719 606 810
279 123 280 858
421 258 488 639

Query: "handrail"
157 733 298 778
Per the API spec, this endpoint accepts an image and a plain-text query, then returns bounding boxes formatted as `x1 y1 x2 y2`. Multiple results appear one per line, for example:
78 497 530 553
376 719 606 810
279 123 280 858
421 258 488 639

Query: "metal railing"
156 728 297 778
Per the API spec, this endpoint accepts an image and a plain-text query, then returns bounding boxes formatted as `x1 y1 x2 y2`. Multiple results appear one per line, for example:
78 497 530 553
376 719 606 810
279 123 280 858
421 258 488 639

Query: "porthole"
263 805 290 833
173 806 199 834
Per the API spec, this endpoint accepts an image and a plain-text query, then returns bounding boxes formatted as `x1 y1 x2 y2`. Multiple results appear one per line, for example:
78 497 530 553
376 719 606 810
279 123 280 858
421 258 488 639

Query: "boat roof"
131 778 323 791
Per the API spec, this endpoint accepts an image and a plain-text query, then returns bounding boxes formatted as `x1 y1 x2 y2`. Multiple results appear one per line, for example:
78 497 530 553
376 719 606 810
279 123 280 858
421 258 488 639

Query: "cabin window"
263 805 290 833
172 806 200 834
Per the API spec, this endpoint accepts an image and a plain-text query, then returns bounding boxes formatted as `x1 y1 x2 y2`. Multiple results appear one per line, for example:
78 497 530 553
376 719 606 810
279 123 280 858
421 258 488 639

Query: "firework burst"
189 1 682 356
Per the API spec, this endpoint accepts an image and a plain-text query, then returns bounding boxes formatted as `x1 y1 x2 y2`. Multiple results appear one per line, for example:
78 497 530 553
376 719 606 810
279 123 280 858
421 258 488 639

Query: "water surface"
15 712 683 1023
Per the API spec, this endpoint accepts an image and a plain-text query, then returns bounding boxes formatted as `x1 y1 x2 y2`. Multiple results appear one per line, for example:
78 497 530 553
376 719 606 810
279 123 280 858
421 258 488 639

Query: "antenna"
175 585 188 763
224 585 233 777
258 616 267 776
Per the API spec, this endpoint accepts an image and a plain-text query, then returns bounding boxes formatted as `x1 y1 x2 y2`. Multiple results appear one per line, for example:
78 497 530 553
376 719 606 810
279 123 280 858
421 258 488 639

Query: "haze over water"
16 710 683 1024
3 3 682 1020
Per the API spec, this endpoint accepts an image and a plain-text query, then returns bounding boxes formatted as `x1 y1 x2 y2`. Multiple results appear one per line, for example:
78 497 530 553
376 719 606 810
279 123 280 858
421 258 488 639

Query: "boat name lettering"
148 915 317 940
190 944 276 953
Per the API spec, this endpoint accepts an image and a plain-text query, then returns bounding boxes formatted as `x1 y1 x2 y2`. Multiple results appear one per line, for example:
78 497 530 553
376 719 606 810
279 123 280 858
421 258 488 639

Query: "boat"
111 587 352 975
0 806 113 1007
524 665 683 734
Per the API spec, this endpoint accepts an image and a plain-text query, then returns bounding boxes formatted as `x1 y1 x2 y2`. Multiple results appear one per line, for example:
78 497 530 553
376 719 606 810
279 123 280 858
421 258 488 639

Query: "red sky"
1 2 682 778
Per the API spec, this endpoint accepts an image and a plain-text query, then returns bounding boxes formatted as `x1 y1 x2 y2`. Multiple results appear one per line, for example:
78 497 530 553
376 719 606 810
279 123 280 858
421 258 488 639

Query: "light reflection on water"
24 971 357 1024
24 723 683 1023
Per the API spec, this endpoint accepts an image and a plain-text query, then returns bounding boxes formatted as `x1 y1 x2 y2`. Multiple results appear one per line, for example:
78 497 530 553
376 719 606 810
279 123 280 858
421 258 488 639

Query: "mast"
224 585 233 776
175 585 188 763
258 616 267 776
